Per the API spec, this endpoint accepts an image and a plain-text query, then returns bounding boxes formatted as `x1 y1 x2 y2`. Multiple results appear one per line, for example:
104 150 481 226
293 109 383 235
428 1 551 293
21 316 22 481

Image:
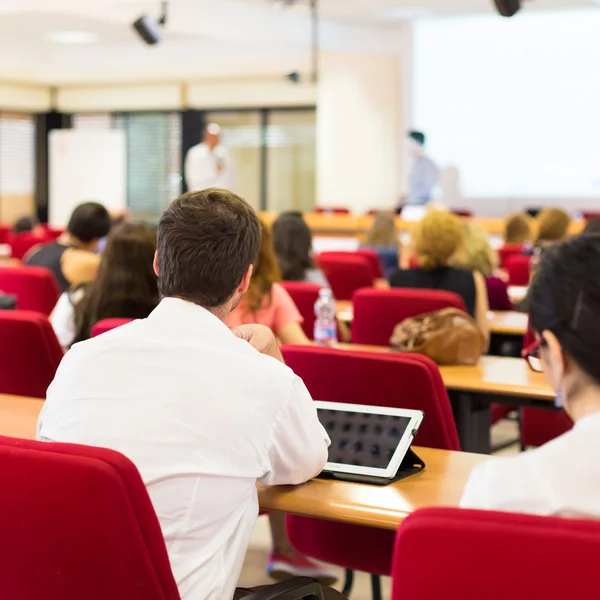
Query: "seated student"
503 213 532 245
12 215 43 236
228 221 310 346
50 223 159 349
8 216 47 259
361 212 400 277
272 212 329 287
461 234 600 517
456 222 512 311
389 210 489 341
530 207 571 255
37 189 341 600
25 202 111 292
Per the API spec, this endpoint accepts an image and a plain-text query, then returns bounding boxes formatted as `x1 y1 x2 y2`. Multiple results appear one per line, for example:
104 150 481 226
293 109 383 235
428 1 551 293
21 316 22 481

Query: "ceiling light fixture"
133 0 168 45
46 31 99 44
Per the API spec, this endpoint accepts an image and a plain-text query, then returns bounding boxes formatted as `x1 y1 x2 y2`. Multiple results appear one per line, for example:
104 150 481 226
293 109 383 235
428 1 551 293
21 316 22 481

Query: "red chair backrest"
486 276 512 311
506 255 532 286
393 507 600 600
317 253 374 300
355 248 384 279
498 244 525 269
0 266 59 315
279 282 322 340
582 211 600 221
283 346 459 576
91 318 135 338
8 233 47 260
521 323 573 446
0 311 63 398
0 436 180 600
0 224 10 244
352 288 466 346
450 208 473 217
40 224 65 241
314 206 350 215
282 345 459 451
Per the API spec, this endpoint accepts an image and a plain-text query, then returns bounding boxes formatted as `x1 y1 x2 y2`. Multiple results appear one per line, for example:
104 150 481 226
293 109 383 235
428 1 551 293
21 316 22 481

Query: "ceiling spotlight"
133 1 168 45
285 71 301 84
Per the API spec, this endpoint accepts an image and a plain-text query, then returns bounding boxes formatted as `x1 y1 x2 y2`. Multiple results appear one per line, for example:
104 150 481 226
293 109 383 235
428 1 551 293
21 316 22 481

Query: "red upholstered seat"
352 288 465 346
520 325 573 446
0 224 10 244
582 211 600 221
450 208 473 217
506 254 532 286
355 248 384 279
40 224 65 241
392 507 600 600
8 233 46 260
314 206 350 215
317 253 374 300
486 276 513 311
0 311 63 398
0 265 59 315
282 346 458 582
0 436 180 600
280 282 322 340
498 244 525 269
91 318 135 337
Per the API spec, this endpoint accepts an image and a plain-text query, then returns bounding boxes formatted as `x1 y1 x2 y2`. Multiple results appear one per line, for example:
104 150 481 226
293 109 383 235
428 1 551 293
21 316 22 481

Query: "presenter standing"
406 130 439 206
184 123 234 192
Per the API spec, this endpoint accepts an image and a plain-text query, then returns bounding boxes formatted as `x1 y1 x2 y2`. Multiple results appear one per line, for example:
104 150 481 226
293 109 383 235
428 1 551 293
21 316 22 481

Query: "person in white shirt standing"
37 189 344 600
184 123 234 191
461 234 600 519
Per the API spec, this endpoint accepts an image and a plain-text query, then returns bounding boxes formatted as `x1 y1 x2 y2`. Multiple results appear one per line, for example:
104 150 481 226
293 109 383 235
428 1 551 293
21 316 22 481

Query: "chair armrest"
244 577 324 600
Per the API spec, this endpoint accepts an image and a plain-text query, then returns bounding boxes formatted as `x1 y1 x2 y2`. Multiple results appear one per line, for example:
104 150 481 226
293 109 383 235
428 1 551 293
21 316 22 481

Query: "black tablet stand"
317 447 425 486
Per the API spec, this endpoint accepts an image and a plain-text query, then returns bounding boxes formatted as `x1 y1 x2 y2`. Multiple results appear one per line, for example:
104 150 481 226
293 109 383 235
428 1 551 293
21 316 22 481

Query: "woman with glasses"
460 234 600 517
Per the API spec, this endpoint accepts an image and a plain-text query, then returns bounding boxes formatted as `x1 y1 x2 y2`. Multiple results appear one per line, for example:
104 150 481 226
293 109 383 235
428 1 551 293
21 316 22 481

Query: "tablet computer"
315 401 424 480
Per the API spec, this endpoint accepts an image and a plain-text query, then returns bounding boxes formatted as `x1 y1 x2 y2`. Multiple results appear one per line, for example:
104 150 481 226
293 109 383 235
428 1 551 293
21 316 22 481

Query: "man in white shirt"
184 123 234 191
460 234 600 520
37 189 337 600
406 130 439 206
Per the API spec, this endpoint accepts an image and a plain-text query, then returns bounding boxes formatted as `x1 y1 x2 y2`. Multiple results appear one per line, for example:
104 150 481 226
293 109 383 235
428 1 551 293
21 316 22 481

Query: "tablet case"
317 447 425 486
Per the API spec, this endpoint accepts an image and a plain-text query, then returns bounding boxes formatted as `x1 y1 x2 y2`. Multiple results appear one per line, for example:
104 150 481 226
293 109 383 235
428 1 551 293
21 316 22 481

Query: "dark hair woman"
272 212 329 286
50 222 159 348
461 234 600 518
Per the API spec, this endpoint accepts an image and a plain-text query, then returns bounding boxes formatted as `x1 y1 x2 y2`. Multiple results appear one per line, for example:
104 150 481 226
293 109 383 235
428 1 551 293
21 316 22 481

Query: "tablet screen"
317 408 412 469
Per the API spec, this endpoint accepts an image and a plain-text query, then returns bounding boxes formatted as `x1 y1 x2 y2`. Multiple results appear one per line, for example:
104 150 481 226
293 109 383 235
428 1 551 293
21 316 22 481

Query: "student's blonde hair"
412 210 465 270
454 222 498 277
536 208 571 244
365 212 398 247
503 213 532 245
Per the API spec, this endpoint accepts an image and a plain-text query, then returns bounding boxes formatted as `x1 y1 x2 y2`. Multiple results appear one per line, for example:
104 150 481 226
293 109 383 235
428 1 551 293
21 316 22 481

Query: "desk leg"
449 391 491 454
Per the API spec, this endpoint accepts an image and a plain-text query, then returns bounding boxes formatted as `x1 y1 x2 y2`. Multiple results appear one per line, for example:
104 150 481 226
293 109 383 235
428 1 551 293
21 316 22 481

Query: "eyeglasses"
522 338 544 373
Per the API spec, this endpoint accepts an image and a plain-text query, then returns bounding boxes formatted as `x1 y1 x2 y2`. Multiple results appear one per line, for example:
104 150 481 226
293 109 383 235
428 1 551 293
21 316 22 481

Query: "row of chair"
314 207 475 217
0 406 595 600
0 266 60 315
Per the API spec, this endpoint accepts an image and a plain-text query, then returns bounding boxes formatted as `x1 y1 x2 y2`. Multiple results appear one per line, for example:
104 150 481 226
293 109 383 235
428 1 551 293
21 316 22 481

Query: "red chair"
40 224 65 241
0 224 10 244
314 207 350 215
352 288 466 346
355 248 384 279
498 244 525 269
317 253 374 300
282 345 459 600
0 435 181 600
392 507 600 600
280 282 322 340
91 318 135 338
0 311 63 397
485 276 512 311
8 232 47 260
582 211 600 221
450 208 473 217
0 266 59 315
506 255 532 286
520 326 573 447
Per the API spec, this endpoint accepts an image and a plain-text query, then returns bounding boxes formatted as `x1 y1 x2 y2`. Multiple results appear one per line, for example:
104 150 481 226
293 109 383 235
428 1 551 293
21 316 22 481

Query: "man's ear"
237 265 253 295
153 251 159 277
542 329 566 391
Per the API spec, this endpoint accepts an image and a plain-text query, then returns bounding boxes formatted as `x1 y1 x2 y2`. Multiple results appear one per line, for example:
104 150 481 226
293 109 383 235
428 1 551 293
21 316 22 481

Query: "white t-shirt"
460 412 600 518
38 298 330 600
50 289 84 348
184 143 234 191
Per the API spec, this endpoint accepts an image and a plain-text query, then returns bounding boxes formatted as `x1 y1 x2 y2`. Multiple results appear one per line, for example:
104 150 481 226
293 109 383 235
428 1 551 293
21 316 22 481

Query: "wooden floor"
237 419 520 597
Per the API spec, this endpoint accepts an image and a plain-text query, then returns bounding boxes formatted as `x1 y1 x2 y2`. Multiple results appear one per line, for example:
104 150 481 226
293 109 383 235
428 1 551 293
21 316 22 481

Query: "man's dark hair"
67 202 111 243
409 130 426 146
157 189 261 307
13 216 37 234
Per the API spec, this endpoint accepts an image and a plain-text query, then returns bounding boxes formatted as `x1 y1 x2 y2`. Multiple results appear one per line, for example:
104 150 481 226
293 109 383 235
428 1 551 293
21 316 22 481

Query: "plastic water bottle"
314 288 337 347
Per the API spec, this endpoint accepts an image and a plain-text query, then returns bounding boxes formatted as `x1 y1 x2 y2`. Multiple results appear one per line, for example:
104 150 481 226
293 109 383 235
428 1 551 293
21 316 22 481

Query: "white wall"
317 52 401 214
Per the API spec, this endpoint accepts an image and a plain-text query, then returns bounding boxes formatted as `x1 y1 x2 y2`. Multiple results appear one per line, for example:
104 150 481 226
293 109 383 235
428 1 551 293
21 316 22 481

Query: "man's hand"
231 324 284 362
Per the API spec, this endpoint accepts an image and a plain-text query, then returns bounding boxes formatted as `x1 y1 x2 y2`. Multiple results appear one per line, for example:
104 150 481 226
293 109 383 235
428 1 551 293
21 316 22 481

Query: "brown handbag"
389 307 486 366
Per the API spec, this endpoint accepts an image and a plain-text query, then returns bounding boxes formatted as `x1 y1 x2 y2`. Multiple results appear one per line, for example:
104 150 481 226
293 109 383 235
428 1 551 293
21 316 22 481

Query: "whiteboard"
49 129 126 228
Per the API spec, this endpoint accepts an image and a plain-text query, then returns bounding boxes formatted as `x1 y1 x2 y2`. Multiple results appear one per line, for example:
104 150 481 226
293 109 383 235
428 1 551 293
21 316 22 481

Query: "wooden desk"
336 301 528 337
0 394 487 529
259 447 489 530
